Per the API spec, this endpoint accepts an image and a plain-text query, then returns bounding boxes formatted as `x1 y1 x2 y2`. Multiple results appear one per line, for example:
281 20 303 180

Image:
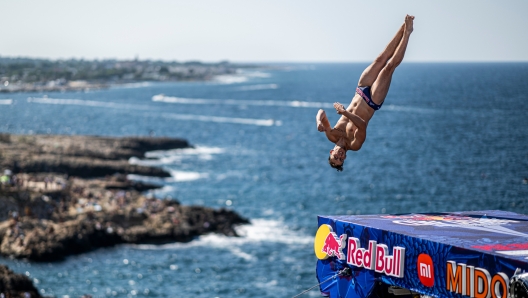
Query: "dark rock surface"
0 134 249 262
0 192 248 262
0 265 41 298
0 134 190 178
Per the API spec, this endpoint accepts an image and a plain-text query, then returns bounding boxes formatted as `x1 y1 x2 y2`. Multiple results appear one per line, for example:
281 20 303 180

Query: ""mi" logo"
417 253 434 287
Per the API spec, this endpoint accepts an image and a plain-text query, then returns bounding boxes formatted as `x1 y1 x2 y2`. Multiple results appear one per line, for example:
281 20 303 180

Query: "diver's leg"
357 22 405 87
370 15 413 105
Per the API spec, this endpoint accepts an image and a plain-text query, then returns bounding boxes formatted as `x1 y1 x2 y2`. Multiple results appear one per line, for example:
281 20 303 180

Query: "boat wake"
214 70 271 84
160 112 279 126
27 97 278 126
27 97 154 110
152 94 332 109
236 84 279 91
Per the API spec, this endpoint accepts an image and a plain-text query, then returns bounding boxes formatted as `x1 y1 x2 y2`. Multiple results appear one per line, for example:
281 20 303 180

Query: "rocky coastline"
0 133 249 262
0 58 247 94
0 264 41 298
0 81 108 93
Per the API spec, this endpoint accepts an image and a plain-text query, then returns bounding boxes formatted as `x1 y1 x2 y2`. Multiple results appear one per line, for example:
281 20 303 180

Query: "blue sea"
0 63 527 297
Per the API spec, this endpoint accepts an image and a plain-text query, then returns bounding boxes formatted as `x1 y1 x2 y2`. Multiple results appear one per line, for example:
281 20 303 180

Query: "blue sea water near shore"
1 63 527 297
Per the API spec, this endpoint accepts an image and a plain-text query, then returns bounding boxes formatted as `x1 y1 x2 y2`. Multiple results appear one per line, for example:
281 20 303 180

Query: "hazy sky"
2 0 527 62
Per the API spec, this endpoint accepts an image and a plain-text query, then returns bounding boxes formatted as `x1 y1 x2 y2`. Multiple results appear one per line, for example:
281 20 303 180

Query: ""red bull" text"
446 261 509 298
347 237 405 278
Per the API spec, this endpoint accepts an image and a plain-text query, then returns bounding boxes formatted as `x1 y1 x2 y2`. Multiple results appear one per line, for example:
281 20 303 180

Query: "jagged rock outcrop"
0 134 250 262
0 199 248 262
0 134 189 178
0 265 41 298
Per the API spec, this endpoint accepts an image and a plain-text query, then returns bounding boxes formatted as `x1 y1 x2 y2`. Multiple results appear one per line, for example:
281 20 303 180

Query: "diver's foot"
404 14 414 34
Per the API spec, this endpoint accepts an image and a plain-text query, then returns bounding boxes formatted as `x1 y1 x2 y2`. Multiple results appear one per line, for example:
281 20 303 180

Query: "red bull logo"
314 224 346 260
314 225 405 279
347 237 405 278
322 232 347 260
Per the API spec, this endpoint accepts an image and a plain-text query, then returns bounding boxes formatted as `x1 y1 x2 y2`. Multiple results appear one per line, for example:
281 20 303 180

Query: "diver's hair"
328 156 344 172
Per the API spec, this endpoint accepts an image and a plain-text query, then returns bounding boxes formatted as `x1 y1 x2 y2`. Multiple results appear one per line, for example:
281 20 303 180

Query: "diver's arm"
317 109 341 143
316 109 331 133
333 102 366 131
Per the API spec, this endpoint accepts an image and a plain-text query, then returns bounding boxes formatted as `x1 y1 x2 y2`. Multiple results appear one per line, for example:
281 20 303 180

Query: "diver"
316 15 414 171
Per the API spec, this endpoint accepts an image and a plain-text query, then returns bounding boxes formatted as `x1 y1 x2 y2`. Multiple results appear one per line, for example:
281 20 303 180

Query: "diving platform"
314 210 528 298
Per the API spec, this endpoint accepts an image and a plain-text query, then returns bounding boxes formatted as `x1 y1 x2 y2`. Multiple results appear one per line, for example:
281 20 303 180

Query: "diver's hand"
333 102 346 114
317 122 325 132
316 109 327 132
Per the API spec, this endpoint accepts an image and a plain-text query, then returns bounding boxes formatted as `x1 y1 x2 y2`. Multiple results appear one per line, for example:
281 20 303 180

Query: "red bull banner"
314 210 528 298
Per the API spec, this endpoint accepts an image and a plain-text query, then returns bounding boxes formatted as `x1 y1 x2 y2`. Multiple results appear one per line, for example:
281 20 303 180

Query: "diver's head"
328 146 346 171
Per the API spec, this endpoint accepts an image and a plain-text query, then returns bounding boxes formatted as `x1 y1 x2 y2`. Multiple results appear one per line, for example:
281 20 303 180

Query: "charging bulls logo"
314 224 347 260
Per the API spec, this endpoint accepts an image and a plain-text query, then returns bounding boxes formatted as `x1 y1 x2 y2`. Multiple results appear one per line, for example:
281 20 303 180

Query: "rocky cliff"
0 134 249 262
0 265 41 298
0 133 189 178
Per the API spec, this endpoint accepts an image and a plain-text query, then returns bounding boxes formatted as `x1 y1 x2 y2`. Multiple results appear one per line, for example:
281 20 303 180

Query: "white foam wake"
27 97 154 110
214 70 271 85
233 219 312 245
160 112 278 126
112 82 153 89
145 146 225 162
0 99 13 105
132 219 312 261
127 170 208 183
152 94 332 109
383 104 437 114
128 156 181 167
168 170 208 182
236 84 279 91
27 97 278 126
128 146 222 182
214 74 249 84
126 174 172 184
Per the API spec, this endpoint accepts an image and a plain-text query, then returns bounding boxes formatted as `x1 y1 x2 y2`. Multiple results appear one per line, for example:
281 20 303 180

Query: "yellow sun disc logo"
314 224 333 260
